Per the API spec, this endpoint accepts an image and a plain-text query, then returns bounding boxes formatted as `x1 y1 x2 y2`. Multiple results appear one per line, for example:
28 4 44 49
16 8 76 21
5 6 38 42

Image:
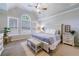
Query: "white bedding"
41 35 61 52
32 32 61 52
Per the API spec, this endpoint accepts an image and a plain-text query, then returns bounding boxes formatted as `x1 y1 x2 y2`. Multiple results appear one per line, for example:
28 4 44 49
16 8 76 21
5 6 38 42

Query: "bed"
32 31 61 53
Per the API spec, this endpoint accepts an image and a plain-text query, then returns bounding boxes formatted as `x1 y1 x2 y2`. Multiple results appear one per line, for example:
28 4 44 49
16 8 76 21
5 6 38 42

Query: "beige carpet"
53 44 79 56
21 41 79 56
2 39 79 56
21 41 49 56
2 40 26 56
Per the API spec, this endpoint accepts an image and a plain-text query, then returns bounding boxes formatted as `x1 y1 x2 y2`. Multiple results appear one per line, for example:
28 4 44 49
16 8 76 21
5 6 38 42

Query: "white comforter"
32 32 61 52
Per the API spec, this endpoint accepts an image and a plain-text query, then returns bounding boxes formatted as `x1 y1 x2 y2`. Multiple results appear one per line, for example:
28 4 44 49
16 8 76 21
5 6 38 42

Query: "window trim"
21 14 31 31
7 16 19 32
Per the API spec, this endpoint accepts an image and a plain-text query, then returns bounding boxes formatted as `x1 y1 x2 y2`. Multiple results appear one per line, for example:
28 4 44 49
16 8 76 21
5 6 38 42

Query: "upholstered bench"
27 38 42 54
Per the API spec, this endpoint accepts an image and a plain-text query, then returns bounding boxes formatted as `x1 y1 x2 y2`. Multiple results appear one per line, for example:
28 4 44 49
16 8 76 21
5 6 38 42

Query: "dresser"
74 32 79 47
63 32 74 46
0 34 4 55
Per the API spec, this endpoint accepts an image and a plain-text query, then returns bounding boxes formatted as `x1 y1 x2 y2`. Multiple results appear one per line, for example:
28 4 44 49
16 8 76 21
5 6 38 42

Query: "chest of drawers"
63 33 74 46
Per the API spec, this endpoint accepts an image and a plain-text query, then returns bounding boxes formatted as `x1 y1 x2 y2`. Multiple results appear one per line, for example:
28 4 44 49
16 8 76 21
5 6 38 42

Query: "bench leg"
49 48 53 56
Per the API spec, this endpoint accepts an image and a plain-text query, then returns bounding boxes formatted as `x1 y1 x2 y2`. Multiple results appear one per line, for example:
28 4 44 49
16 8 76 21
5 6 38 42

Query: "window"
7 15 31 35
21 15 31 34
7 17 18 34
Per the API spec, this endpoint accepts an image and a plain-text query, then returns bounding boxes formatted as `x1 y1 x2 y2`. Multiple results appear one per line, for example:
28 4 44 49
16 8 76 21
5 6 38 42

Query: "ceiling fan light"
42 8 47 10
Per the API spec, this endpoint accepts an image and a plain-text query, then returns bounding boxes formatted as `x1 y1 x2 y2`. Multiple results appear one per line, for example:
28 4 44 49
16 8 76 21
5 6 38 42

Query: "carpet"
20 41 49 56
2 40 26 56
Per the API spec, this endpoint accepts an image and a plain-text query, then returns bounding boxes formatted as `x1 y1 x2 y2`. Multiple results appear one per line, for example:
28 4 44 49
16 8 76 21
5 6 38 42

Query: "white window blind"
21 15 31 34
7 17 18 34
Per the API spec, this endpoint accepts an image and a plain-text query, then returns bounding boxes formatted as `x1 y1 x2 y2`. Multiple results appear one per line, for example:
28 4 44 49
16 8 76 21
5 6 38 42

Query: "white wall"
0 12 7 32
7 7 38 34
41 7 79 33
0 7 38 41
0 7 38 33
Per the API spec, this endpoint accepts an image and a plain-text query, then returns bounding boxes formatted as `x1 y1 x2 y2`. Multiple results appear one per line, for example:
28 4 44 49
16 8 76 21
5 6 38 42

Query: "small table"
27 38 42 54
3 36 11 45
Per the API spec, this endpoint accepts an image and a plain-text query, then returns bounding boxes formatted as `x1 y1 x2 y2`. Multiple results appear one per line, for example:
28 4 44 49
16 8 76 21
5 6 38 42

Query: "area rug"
2 42 26 56
20 41 49 56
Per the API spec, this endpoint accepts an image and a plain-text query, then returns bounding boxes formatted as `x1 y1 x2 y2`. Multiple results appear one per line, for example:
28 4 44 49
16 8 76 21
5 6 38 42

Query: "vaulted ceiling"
37 3 79 18
0 3 79 20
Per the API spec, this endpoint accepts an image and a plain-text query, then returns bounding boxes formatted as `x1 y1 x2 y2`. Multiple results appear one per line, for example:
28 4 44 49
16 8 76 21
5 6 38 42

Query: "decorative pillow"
45 29 57 35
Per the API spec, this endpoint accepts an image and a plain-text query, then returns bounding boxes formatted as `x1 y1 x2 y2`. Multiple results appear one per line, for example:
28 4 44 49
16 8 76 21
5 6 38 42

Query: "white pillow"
45 29 57 35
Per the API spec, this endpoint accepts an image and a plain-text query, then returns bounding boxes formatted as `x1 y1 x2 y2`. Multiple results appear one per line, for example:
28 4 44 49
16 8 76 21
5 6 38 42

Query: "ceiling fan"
27 3 48 14
34 3 48 14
